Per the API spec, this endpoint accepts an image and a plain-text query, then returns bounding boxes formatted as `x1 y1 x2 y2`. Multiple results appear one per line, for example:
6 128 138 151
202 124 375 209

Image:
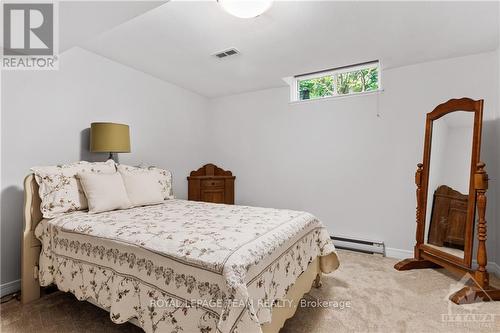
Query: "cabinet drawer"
201 179 224 188
201 189 225 203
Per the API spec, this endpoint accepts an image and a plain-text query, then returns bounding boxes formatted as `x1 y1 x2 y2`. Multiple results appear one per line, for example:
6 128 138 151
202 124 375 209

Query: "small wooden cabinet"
187 164 235 204
427 185 468 249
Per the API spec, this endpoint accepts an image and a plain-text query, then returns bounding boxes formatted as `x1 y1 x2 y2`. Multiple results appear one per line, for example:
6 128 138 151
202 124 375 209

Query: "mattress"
35 199 338 333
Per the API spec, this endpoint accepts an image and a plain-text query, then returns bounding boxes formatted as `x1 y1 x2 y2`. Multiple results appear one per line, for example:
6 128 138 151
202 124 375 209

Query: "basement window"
290 61 381 102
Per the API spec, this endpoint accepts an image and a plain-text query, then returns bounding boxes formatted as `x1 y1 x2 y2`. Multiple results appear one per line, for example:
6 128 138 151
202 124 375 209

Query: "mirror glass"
424 111 474 259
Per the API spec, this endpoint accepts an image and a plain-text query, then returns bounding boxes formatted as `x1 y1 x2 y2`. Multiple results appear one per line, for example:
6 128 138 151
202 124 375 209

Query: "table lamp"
90 122 130 160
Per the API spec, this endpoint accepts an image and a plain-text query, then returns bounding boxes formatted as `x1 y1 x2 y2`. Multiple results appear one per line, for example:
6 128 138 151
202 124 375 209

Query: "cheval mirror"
395 98 500 304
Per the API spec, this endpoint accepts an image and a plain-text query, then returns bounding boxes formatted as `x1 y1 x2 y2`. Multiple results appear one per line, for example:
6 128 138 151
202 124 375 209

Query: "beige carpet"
1 250 499 332
282 250 500 333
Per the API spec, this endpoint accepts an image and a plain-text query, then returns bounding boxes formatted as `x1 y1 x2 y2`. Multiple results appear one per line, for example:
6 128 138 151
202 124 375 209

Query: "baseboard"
472 260 500 277
0 279 20 297
385 247 413 259
487 262 500 276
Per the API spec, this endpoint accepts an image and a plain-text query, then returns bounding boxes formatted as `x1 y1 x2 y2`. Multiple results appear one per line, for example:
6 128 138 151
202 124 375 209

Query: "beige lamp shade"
90 122 131 153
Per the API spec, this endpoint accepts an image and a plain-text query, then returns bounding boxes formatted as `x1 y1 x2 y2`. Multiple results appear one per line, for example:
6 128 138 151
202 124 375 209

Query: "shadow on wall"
0 128 114 287
80 128 118 163
482 118 499 167
477 118 499 262
0 186 24 283
481 118 498 190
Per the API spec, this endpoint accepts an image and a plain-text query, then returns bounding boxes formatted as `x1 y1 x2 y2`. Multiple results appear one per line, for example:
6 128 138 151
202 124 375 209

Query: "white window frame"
290 61 382 102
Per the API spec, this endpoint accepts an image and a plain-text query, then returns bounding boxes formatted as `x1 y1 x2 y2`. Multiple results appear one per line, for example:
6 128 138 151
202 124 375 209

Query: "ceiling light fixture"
218 0 273 19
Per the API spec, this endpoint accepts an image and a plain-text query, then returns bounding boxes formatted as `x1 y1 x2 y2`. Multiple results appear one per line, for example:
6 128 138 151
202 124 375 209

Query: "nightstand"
187 164 235 204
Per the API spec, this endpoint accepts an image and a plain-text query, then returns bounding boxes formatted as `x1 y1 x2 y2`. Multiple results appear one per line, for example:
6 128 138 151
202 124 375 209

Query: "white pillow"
31 160 116 218
119 170 164 207
117 164 174 199
78 172 132 214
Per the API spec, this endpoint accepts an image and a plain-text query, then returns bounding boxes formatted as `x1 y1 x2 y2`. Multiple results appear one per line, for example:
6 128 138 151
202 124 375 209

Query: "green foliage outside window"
298 66 379 100
337 67 379 95
298 75 334 100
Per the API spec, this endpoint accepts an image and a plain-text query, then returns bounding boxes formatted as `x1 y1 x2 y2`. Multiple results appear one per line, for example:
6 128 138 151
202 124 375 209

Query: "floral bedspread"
35 199 339 333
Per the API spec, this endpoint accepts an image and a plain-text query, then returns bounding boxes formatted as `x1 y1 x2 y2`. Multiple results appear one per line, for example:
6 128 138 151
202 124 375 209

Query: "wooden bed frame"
21 174 330 333
21 175 43 304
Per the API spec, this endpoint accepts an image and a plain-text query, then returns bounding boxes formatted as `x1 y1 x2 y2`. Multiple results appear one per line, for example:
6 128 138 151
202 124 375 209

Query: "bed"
21 174 339 333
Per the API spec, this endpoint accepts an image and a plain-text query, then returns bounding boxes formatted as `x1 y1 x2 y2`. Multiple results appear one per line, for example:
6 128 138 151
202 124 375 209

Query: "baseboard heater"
331 235 385 256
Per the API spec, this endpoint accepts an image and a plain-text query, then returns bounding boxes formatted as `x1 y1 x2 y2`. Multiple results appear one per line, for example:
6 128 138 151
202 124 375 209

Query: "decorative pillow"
119 171 164 207
117 164 174 200
78 172 132 214
31 160 116 218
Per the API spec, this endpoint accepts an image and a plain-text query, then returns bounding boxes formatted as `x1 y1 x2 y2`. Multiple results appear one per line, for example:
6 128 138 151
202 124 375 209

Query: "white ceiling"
60 1 166 51
0 1 166 51
74 1 500 98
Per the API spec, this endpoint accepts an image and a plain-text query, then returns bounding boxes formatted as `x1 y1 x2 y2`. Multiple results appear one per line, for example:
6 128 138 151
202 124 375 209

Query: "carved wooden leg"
312 274 322 288
474 163 489 290
394 258 441 271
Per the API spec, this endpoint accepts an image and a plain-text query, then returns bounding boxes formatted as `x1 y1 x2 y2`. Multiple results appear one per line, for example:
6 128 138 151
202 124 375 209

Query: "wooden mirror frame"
395 98 500 304
423 98 482 269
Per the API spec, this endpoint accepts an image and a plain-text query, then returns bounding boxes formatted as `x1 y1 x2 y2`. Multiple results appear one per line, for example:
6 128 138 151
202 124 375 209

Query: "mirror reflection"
424 111 474 259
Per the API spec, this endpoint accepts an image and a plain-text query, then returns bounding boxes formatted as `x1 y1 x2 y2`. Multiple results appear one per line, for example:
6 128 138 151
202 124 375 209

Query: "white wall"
0 47 209 290
496 47 500 268
207 51 499 263
496 112 500 269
